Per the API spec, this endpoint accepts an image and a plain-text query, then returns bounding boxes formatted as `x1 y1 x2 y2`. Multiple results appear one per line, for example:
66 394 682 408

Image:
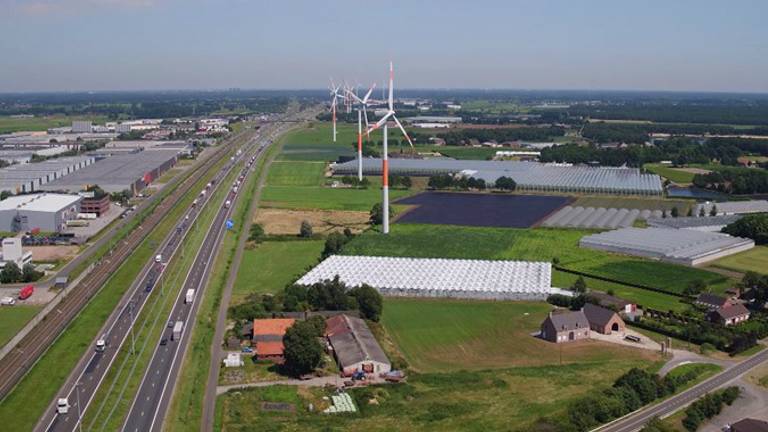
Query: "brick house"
707 303 750 326
252 318 295 363
583 303 626 335
695 293 730 310
540 310 590 343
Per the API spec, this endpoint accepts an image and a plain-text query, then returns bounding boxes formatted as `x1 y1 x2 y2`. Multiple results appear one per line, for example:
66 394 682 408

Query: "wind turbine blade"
363 105 370 136
392 115 413 147
367 111 393 134
363 83 376 103
388 62 394 111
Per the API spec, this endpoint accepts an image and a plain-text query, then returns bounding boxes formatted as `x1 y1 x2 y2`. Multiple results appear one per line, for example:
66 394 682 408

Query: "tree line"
693 167 768 194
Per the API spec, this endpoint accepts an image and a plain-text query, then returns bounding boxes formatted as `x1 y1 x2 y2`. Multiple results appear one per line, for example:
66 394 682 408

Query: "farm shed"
331 158 663 196
582 303 625 335
325 314 390 376
579 227 754 266
296 255 554 300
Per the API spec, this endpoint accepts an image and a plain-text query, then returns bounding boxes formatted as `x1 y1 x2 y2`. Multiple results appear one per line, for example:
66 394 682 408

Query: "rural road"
594 347 768 432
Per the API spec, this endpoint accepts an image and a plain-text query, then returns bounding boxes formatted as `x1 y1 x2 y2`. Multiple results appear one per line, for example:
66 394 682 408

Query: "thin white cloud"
5 0 158 15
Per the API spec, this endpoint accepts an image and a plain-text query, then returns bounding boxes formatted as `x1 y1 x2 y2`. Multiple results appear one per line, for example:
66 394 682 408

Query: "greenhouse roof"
332 159 662 194
296 255 552 295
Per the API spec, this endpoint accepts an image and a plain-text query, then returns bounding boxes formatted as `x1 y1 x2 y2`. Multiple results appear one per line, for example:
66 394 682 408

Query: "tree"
686 207 694 217
722 214 768 244
322 232 349 258
369 202 394 225
640 417 676 432
710 204 718 216
282 320 323 376
248 223 265 242
661 210 667 218
0 191 12 201
683 279 707 297
670 207 679 218
21 263 42 283
351 284 383 321
0 261 22 284
495 176 517 191
299 220 313 238
699 206 706 217
572 276 588 293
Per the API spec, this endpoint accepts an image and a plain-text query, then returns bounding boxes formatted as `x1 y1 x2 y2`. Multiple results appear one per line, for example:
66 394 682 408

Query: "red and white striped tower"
382 123 389 234
357 109 363 181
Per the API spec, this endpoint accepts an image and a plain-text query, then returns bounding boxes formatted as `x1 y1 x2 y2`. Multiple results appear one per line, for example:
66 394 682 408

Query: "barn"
325 315 391 376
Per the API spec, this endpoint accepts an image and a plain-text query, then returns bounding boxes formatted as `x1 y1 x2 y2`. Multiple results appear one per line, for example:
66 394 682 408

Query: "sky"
0 0 767 93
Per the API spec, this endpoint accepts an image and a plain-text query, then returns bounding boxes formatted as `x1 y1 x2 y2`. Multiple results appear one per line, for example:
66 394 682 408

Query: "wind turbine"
367 61 413 234
328 80 342 142
346 83 377 181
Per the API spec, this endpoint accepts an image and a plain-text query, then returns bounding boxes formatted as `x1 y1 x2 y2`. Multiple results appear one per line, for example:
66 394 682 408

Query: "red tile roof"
253 318 295 337
256 340 286 357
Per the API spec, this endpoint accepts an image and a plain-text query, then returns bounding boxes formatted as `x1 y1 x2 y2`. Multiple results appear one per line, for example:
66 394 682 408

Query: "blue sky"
1 0 767 92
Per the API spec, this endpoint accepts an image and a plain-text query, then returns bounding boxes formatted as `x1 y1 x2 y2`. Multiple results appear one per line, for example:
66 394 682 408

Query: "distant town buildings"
71 121 93 133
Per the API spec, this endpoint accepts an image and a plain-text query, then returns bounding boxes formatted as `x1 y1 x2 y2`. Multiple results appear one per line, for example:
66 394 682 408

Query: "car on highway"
155 254 163 263
96 338 106 352
56 398 70 414
160 338 168 346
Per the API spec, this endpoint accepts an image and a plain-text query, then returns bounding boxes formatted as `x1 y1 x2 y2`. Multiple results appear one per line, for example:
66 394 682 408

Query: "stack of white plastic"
323 393 356 414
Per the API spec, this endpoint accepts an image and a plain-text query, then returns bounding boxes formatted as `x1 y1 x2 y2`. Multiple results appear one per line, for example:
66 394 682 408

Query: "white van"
155 254 162 263
1 296 15 306
96 338 106 352
57 398 70 414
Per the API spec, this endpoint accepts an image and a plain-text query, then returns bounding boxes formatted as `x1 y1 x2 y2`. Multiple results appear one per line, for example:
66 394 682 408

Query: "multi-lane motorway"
594 347 768 432
39 127 263 432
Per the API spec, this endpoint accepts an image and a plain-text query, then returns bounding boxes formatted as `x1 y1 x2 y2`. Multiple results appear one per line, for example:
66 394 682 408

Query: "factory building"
0 193 82 232
71 121 93 133
0 156 96 194
40 150 179 194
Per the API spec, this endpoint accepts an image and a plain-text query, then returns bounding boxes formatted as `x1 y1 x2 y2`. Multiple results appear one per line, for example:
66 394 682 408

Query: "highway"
121 118 290 432
38 127 263 432
594 347 768 432
0 127 251 403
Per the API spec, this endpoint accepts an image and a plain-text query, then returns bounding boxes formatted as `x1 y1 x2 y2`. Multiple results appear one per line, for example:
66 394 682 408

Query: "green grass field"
215 298 660 432
382 298 657 372
261 180 414 211
0 305 42 348
552 271 687 312
644 163 697 184
712 246 768 275
265 161 326 186
0 115 110 134
232 240 324 303
341 224 732 295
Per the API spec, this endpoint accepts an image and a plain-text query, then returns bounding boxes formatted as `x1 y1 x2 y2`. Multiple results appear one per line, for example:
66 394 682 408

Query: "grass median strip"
165 131 283 432
81 153 237 431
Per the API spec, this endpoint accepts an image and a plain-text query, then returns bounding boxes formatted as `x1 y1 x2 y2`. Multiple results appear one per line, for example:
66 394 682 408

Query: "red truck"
18 285 34 300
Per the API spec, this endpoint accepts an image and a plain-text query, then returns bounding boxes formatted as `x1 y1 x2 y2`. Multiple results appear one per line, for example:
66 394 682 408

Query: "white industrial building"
579 227 754 266
0 193 82 232
0 237 32 269
71 121 93 133
0 156 96 194
296 255 555 300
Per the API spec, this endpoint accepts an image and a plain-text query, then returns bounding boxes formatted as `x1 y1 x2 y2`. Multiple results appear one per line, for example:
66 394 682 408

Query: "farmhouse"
252 318 295 363
540 310 590 343
695 293 731 310
583 303 625 335
707 303 750 326
325 315 391 376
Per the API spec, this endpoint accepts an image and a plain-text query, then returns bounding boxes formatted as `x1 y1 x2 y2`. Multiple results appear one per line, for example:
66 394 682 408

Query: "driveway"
699 380 768 431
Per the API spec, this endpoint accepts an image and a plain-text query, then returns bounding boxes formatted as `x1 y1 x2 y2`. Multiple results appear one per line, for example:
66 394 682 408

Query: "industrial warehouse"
0 156 96 194
331 158 663 195
579 227 755 266
296 255 556 300
0 193 81 232
40 150 179 194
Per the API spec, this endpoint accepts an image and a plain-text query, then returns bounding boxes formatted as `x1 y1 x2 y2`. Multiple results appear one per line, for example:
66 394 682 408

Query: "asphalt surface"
0 129 246 402
594 348 768 432
121 119 288 432
39 129 259 432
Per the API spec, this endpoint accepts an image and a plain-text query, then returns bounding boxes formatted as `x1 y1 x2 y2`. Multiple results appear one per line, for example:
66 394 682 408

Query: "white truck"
155 254 163 263
224 200 231 209
172 321 184 341
95 338 106 352
232 186 238 194
185 289 195 304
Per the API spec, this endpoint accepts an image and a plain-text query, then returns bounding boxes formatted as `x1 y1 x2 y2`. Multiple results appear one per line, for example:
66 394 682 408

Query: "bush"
369 202 395 225
283 320 324 376
723 214 768 244
248 223 265 242
682 387 740 431
299 220 313 238
349 284 383 321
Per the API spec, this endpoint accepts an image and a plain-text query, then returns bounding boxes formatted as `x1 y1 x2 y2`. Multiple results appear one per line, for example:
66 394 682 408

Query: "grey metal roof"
647 215 741 230
332 158 663 195
695 200 768 215
327 315 390 368
545 310 589 332
583 303 618 327
579 227 754 265
39 150 179 193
